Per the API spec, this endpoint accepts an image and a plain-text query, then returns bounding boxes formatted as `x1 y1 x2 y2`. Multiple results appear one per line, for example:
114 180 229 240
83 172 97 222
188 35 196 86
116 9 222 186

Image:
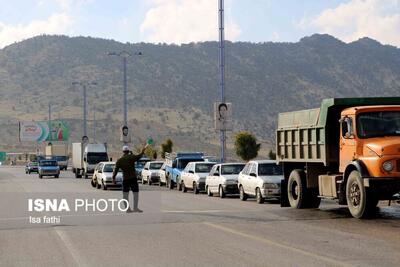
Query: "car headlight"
382 161 394 172
263 183 279 189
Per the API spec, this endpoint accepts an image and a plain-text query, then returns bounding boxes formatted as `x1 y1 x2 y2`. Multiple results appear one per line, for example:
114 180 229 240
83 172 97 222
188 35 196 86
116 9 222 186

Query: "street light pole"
72 81 97 139
219 0 226 163
108 51 142 144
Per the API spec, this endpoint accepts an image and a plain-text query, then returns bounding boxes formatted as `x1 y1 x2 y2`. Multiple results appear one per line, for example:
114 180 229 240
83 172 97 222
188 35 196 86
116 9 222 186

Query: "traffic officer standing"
113 144 147 213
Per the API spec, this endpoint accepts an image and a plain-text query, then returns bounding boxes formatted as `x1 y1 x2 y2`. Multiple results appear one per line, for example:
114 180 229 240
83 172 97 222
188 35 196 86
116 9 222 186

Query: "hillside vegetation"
0 34 399 158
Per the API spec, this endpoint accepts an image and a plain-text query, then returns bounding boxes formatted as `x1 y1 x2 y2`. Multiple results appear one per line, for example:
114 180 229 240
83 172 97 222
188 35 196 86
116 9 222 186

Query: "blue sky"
0 0 399 48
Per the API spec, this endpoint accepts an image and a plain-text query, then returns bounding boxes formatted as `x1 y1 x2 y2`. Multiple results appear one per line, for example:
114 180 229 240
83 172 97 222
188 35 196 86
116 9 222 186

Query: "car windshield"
54 156 68 161
150 163 163 170
357 111 400 139
40 161 57 166
87 153 108 164
103 164 115 172
221 164 245 175
258 164 282 176
195 163 214 173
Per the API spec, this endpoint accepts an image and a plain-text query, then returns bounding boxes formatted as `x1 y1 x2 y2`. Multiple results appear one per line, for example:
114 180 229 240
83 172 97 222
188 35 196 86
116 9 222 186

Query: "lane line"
162 209 230 213
203 222 352 267
54 228 86 267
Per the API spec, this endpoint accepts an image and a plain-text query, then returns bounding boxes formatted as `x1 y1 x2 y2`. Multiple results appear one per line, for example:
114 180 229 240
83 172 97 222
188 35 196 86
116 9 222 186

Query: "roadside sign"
0 152 6 162
147 137 154 145
19 120 69 142
214 102 233 131
120 125 131 143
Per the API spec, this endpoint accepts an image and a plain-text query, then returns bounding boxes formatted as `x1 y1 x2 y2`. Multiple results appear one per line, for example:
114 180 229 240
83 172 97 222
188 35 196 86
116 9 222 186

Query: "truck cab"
277 98 400 218
164 152 204 189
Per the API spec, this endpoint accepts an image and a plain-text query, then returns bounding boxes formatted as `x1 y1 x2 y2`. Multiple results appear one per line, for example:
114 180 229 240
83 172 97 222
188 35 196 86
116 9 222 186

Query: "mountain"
0 34 400 158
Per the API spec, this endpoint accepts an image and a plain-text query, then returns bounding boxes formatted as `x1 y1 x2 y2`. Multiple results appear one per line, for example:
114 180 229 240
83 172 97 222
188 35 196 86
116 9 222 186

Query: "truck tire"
39 174 43 179
167 177 174 190
55 174 59 178
176 180 182 191
91 179 96 188
287 169 308 209
346 170 378 219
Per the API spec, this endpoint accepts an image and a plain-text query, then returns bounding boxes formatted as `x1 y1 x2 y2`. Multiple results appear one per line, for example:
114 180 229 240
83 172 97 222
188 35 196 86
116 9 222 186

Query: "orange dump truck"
276 98 400 218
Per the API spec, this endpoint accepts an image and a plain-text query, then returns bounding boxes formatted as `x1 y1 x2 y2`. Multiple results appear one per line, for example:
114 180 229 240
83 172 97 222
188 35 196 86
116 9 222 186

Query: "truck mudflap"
363 178 400 199
280 178 290 207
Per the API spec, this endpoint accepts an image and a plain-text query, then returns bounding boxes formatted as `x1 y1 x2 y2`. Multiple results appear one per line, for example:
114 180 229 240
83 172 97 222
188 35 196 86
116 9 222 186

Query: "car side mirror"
189 170 194 174
250 173 257 177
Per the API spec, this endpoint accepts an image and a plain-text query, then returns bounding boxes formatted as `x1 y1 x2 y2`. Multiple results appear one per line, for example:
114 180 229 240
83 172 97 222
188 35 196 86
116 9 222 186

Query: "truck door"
340 116 356 172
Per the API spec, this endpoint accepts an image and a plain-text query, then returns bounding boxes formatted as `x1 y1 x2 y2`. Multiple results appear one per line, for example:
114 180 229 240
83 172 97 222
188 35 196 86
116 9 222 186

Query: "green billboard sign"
0 152 6 162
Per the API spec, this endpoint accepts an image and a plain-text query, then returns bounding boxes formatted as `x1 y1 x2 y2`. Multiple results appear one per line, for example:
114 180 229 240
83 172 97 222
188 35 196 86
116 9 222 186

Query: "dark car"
38 160 60 178
25 161 39 174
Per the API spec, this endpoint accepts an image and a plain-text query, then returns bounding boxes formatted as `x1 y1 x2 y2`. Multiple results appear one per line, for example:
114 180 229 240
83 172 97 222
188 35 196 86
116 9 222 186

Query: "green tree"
160 138 173 159
234 131 261 161
268 149 276 160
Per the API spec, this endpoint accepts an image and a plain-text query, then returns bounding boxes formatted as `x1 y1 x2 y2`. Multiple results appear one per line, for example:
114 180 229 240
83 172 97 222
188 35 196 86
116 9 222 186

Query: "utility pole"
72 81 97 139
108 51 142 142
93 107 96 142
219 0 226 163
48 103 52 139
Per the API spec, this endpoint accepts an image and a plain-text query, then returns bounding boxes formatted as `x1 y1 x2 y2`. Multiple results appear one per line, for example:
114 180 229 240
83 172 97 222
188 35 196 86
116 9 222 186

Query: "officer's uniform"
113 151 144 193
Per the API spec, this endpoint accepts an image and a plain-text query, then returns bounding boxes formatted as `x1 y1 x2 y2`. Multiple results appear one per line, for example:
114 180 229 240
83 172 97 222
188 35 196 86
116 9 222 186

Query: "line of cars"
88 151 284 204
25 159 61 178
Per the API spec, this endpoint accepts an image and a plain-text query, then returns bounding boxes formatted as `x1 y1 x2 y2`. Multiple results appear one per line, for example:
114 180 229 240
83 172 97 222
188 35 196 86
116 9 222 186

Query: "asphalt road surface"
0 166 399 267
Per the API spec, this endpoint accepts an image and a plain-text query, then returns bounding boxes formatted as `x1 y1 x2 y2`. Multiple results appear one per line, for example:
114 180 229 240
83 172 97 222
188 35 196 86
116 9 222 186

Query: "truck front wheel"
346 171 378 219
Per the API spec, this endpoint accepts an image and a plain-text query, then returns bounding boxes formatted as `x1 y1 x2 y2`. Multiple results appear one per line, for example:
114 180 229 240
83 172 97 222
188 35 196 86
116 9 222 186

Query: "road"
0 166 399 267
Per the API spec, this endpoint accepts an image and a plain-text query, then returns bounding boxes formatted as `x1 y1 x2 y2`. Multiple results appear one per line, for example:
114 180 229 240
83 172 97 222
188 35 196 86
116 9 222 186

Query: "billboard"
19 121 69 142
0 152 6 162
214 102 233 131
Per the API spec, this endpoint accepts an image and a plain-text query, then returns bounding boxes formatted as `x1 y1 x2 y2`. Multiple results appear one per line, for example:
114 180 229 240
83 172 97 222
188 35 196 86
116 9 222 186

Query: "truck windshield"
137 159 150 167
258 164 283 176
178 159 203 169
87 153 108 164
221 164 245 175
357 111 400 139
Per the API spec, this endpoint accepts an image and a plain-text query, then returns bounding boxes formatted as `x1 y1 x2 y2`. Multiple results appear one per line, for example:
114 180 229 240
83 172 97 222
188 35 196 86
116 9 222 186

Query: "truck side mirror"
110 158 112 161
250 173 257 177
84 157 87 162
189 170 194 174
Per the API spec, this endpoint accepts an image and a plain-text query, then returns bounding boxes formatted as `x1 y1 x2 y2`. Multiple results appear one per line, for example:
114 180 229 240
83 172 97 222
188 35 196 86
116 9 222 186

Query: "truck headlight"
263 183 278 189
382 161 394 172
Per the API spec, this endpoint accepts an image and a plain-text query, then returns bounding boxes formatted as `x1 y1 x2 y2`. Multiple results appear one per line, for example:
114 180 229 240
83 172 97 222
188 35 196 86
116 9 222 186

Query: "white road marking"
203 222 352 267
54 228 86 267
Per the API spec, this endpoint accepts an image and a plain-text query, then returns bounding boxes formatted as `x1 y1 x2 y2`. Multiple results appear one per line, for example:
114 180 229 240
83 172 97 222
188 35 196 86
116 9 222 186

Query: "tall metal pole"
219 0 226 163
93 107 96 142
48 103 51 138
83 84 87 137
123 56 128 127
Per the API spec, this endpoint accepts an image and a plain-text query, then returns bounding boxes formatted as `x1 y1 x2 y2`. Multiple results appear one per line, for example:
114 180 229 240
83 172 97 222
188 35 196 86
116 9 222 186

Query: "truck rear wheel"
288 169 309 209
346 171 378 219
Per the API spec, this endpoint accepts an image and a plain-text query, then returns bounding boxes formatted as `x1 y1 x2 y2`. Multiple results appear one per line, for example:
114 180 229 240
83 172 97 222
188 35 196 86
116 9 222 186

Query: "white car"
180 162 215 194
237 160 283 203
206 163 246 198
159 162 167 186
141 161 164 185
92 162 123 190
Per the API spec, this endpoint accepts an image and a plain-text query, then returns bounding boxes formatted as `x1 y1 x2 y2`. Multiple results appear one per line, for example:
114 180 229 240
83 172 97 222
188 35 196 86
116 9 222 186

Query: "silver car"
237 160 283 203
141 161 164 185
180 162 215 194
206 163 245 198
